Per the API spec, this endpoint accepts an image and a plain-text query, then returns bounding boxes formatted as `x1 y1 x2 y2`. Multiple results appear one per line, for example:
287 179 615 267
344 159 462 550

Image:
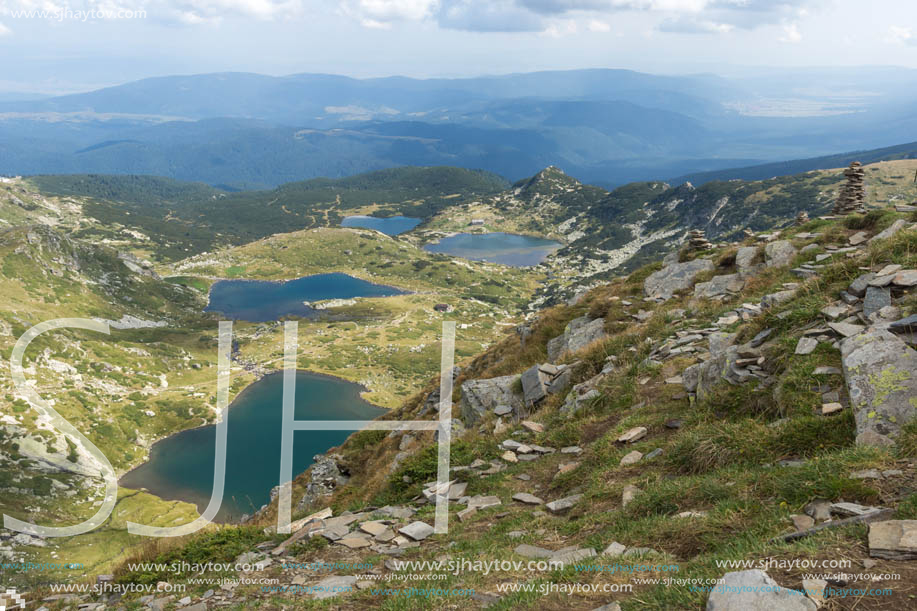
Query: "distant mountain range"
3 68 917 188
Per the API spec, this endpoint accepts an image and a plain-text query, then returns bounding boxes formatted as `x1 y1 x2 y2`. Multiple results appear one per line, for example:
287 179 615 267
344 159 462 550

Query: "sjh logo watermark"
5 319 456 538
0 588 25 611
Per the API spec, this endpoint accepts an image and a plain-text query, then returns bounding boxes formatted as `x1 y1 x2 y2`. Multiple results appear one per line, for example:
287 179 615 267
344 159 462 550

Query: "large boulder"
547 316 606 362
644 259 714 301
764 240 797 268
706 570 815 610
840 329 917 447
459 375 524 426
735 246 762 276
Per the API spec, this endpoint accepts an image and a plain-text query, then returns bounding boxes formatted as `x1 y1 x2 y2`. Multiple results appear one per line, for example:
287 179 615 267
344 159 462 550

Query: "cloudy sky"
1 0 915 93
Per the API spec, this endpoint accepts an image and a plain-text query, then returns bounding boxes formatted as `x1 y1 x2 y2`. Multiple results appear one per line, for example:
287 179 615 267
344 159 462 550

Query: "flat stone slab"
828 322 865 337
705 569 816 611
795 337 818 355
552 547 596 566
617 426 647 443
894 270 917 287
512 492 544 505
546 494 583 514
398 521 435 541
620 450 643 466
765 240 798 268
868 520 917 560
467 495 502 510
313 575 358 600
514 544 555 559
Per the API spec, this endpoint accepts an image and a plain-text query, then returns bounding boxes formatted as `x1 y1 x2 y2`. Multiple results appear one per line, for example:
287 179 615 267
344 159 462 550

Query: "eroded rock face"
840 329 917 447
735 246 761 276
644 258 714 301
459 375 523 426
706 570 815 611
295 454 349 513
547 316 606 362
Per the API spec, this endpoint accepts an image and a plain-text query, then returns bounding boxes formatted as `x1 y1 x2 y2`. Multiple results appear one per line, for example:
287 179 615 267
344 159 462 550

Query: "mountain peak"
513 166 582 199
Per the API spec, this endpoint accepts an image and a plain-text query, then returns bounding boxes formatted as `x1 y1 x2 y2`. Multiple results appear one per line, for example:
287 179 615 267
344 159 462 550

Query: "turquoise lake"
204 272 406 322
120 371 385 523
423 232 561 267
341 215 421 235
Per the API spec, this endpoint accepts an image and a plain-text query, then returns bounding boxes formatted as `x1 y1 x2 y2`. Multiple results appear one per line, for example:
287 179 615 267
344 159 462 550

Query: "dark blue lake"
120 371 385 523
423 232 562 267
204 272 406 322
341 215 421 235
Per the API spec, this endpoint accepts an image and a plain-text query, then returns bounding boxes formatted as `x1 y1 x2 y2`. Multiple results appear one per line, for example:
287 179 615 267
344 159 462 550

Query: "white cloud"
887 25 914 46
586 18 610 31
658 17 733 34
0 21 10 35
542 18 577 37
779 21 801 43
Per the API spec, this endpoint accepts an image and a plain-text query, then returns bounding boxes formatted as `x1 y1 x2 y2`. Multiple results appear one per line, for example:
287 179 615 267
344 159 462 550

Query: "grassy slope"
114 208 917 610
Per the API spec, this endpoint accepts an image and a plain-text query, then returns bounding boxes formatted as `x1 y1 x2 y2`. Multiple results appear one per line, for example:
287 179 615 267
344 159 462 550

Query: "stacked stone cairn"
833 161 867 215
687 229 713 251
796 211 810 225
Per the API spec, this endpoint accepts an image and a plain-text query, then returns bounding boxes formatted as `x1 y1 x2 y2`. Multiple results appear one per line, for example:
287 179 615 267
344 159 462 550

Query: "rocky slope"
45 204 917 610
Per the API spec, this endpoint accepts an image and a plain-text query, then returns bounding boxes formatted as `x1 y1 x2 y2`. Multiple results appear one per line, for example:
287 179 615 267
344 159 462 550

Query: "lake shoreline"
118 368 385 523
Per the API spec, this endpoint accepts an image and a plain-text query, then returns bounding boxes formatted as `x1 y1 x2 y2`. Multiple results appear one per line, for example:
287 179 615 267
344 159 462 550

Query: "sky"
1 0 916 94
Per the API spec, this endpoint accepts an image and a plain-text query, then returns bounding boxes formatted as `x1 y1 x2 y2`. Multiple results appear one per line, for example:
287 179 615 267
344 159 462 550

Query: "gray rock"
749 328 773 348
709 332 737 356
735 246 761 275
313 575 358 600
547 367 573 394
514 544 555 559
682 363 700 393
694 274 745 298
889 315 917 335
548 317 607 362
868 520 917 560
706 570 816 611
552 547 597 566
848 273 876 297
546 494 583 514
841 328 917 447
869 219 908 243
592 604 622 611
399 521 435 541
863 286 891 318
761 290 797 309
764 240 798 268
603 541 627 557
460 375 523 426
795 337 818 355
521 364 550 406
644 258 715 301
512 493 544 505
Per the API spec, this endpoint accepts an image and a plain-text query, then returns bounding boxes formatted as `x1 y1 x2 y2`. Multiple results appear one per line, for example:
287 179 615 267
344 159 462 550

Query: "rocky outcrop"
706 570 815 610
520 363 573 406
644 258 714 301
840 328 917 447
459 375 524 425
764 240 797 268
735 246 761 277
547 316 606 362
295 454 350 513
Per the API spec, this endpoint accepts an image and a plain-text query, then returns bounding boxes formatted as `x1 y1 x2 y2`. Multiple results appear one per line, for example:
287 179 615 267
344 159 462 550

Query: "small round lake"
341 215 421 235
204 272 407 322
120 371 385 523
423 232 561 267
